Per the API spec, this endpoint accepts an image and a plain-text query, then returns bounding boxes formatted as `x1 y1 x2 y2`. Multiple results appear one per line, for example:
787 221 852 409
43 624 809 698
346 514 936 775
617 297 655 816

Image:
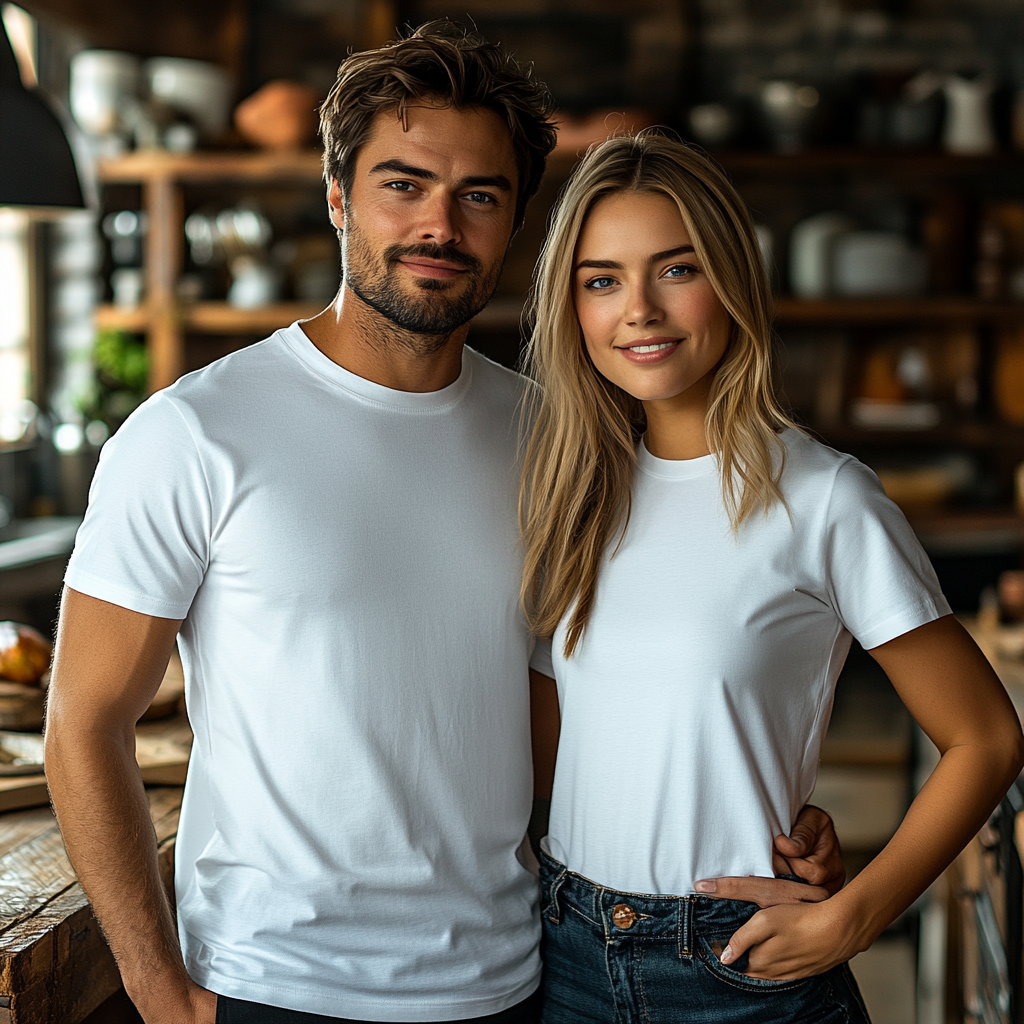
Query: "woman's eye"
584 276 616 291
664 264 697 278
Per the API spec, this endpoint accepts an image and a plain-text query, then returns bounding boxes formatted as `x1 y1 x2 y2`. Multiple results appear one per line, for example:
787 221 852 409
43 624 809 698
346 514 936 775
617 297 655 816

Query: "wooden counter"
0 713 190 1024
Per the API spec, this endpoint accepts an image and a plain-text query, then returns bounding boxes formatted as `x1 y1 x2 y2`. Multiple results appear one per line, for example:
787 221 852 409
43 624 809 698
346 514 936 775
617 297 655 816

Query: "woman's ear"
327 178 345 232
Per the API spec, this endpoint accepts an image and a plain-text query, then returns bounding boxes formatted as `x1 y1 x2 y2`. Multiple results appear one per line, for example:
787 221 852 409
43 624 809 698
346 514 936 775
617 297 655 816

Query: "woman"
520 131 1024 1023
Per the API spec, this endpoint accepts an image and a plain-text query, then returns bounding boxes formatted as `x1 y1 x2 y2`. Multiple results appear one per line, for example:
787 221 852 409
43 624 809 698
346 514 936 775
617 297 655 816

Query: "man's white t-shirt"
541 430 950 897
65 324 545 1020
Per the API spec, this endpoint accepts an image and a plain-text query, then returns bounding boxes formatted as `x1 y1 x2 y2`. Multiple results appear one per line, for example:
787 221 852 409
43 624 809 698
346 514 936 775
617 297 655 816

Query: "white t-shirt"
542 430 950 897
65 324 546 1021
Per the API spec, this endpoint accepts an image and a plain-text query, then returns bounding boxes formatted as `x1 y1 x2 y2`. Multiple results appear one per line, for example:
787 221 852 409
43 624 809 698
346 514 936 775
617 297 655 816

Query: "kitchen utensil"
228 256 280 308
111 267 144 309
145 57 232 139
234 80 320 150
69 50 140 137
833 232 927 296
687 104 735 148
942 75 996 155
759 81 819 153
789 212 854 298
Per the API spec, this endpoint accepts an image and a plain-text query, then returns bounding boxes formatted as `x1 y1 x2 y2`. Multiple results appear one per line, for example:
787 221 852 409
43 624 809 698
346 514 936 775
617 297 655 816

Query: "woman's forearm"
831 730 1024 955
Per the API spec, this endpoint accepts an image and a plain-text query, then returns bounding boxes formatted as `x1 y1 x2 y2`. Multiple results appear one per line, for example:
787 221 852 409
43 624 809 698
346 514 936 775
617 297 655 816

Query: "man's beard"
342 221 503 351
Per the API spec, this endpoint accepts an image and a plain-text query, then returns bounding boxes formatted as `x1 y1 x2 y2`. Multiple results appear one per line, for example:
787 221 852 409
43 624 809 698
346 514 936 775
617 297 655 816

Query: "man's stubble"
340 217 505 357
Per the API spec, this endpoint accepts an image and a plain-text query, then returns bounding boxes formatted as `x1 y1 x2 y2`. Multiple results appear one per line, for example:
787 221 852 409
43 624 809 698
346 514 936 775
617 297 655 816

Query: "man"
46 22 842 1024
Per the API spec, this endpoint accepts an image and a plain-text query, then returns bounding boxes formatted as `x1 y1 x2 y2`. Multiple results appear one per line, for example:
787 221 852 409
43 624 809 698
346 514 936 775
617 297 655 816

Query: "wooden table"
0 713 190 1024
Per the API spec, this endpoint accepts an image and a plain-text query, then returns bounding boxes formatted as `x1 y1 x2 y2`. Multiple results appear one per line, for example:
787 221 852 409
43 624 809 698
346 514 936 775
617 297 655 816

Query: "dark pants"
215 989 542 1024
539 851 872 1024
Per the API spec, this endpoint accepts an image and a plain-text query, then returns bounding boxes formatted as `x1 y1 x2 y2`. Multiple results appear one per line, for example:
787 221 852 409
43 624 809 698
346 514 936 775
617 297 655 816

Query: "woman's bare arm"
723 614 1024 978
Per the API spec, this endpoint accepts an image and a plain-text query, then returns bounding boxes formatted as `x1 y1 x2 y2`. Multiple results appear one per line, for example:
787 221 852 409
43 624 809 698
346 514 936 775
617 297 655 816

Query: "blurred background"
2 1 1024 1022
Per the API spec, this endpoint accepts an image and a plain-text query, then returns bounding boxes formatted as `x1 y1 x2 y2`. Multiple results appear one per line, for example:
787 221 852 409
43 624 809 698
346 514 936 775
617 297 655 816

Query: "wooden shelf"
96 302 324 335
97 149 324 184
714 148 1024 176
818 423 1024 449
774 296 1024 325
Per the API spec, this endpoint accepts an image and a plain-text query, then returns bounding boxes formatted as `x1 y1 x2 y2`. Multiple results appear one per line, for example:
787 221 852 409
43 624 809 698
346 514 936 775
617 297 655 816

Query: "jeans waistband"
539 850 763 960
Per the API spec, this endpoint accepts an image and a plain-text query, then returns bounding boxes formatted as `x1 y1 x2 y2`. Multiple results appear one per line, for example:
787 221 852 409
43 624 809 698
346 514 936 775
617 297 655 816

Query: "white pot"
146 58 232 138
69 50 140 136
833 232 927 296
789 212 855 298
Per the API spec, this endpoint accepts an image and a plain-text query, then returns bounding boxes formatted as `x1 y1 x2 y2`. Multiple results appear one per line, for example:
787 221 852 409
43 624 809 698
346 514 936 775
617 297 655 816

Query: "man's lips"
397 258 468 280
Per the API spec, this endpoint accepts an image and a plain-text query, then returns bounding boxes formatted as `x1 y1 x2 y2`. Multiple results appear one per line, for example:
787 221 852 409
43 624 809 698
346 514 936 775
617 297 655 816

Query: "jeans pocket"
695 933 818 994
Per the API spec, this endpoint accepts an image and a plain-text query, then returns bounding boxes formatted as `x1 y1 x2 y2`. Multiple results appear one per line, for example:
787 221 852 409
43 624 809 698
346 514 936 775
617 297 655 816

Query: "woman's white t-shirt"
540 430 950 897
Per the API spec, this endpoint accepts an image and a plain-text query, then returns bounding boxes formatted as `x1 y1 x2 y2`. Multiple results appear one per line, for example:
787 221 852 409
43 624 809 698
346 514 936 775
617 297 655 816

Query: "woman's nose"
624 284 663 327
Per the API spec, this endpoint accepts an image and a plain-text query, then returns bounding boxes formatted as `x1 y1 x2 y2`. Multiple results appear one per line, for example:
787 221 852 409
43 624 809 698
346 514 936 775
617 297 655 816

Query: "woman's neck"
642 372 715 461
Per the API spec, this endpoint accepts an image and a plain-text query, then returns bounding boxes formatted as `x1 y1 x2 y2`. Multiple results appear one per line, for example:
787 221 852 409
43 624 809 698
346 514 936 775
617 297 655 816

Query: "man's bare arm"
45 588 216 1024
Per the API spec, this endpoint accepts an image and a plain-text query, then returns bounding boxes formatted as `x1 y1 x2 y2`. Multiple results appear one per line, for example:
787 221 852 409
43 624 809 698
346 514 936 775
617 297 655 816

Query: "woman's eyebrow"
575 245 696 273
650 245 695 262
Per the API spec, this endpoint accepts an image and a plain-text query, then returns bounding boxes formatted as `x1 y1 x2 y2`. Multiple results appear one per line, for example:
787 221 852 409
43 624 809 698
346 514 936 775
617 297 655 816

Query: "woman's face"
573 191 732 406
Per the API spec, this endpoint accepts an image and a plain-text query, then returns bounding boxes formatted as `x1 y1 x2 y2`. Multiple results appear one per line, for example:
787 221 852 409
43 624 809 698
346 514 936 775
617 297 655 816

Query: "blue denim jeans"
539 851 872 1024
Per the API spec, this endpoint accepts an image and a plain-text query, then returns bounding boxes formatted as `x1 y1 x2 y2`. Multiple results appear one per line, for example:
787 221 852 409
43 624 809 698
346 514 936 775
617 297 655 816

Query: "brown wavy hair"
520 131 797 657
319 20 558 231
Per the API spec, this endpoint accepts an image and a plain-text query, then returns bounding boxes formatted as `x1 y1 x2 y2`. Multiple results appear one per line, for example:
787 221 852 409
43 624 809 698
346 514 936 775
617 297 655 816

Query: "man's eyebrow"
461 175 513 192
368 159 439 180
367 162 512 194
574 245 696 273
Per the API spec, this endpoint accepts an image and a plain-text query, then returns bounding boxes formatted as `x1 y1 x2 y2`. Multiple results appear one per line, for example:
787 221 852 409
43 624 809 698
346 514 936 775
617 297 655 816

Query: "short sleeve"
64 393 211 619
823 458 951 650
529 635 554 678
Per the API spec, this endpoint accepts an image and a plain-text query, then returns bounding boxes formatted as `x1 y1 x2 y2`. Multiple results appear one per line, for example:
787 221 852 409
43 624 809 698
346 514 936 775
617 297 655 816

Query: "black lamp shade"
0 24 85 209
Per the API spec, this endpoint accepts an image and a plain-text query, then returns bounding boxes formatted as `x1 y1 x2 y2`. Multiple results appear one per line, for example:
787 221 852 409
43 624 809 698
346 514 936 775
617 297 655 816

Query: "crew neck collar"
637 436 719 480
279 321 472 412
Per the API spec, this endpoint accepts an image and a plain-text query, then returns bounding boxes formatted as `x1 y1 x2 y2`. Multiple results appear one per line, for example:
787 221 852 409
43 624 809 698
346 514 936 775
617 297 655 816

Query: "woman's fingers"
719 910 774 964
694 875 829 907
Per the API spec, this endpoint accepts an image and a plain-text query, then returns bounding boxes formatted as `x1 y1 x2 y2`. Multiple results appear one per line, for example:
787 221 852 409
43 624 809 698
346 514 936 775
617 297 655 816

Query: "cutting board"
0 715 193 813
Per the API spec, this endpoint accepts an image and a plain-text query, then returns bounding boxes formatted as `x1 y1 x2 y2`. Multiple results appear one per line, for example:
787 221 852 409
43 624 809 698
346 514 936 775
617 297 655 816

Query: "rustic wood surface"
0 787 182 1024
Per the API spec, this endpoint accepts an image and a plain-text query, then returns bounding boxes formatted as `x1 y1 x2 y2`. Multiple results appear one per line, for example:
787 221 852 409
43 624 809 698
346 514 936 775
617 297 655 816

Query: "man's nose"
417 195 461 247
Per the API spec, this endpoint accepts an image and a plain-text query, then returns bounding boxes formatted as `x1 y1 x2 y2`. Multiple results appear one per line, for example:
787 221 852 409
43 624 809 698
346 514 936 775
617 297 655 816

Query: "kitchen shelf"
714 148 1024 176
774 296 1024 325
97 149 324 185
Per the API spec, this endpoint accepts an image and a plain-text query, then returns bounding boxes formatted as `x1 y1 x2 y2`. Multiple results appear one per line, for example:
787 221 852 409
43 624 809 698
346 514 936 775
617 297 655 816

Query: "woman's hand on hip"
720 900 863 980
693 804 845 907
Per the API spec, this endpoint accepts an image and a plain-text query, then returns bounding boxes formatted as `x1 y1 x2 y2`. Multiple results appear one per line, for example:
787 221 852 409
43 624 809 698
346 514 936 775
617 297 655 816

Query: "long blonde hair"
520 131 797 656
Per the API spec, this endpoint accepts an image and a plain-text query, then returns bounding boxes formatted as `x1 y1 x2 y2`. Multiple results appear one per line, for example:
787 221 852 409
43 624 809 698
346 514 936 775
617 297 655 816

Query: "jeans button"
612 903 636 929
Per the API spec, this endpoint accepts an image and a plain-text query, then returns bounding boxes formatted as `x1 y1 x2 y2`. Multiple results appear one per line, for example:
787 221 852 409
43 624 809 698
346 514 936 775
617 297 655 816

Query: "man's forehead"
357 103 517 177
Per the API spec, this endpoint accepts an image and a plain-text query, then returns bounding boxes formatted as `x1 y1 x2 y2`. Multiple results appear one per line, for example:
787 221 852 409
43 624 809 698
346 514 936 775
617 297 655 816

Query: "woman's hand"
719 899 865 980
693 804 844 907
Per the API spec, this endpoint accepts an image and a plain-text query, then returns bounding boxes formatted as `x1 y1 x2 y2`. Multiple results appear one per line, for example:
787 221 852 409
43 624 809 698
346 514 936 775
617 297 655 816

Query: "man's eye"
584 277 616 291
465 192 496 205
385 181 416 192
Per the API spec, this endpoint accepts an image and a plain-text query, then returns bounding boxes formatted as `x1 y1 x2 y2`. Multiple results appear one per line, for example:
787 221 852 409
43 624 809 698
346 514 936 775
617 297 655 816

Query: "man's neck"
300 286 469 393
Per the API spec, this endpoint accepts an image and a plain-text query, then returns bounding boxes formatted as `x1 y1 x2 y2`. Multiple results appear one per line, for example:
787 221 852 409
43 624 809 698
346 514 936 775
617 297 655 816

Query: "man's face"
331 102 519 340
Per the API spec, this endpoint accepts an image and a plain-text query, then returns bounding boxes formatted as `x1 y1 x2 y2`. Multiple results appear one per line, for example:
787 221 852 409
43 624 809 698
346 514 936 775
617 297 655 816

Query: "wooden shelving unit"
96 150 326 392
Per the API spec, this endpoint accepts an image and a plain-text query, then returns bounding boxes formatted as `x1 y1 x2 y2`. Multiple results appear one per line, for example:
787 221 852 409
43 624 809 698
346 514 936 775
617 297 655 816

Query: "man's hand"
693 805 844 907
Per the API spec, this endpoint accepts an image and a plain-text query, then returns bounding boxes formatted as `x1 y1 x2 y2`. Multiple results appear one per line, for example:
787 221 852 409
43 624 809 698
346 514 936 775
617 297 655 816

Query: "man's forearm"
45 722 195 1015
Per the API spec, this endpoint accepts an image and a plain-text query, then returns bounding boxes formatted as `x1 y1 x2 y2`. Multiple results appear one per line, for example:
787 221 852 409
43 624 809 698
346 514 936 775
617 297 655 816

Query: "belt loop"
546 868 568 925
678 897 692 959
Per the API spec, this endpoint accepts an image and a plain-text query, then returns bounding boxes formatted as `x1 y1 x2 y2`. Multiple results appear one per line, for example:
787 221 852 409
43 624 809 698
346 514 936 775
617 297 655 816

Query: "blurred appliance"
69 49 140 149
